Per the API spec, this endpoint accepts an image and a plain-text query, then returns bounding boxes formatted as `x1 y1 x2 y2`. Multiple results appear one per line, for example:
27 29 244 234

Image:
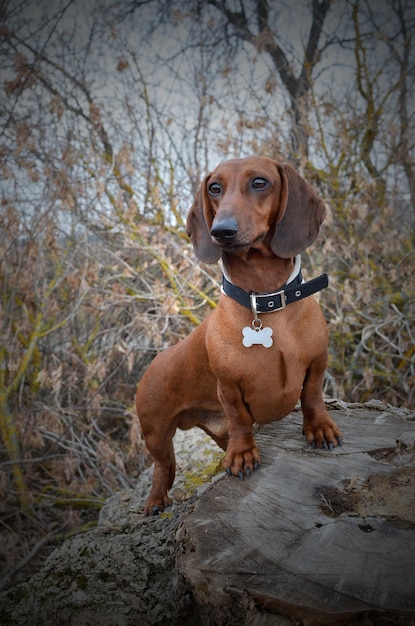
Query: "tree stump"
178 401 415 625
1 402 414 625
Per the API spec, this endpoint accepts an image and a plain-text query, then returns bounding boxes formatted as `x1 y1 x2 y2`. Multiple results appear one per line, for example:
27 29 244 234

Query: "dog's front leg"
301 355 343 449
217 382 261 478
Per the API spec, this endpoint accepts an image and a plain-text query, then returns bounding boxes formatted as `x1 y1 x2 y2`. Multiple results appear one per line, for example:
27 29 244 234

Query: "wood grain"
178 405 415 624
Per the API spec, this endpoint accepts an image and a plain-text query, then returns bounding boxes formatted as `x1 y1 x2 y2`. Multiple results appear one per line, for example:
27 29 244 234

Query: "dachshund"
135 156 343 515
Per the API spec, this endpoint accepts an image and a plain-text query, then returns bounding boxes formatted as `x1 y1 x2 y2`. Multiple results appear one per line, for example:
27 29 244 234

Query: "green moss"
79 547 90 558
183 454 223 492
160 511 172 519
76 574 88 590
6 588 27 604
55 567 74 580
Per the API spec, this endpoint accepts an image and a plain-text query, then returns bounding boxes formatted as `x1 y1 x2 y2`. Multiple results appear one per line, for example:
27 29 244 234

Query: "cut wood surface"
178 402 415 625
1 401 414 625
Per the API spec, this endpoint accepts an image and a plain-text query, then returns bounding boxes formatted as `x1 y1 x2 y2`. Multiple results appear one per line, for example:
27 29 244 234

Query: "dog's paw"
143 494 172 517
223 445 261 478
303 417 343 450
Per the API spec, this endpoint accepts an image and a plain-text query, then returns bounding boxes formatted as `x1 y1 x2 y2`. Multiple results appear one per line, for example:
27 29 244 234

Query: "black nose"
211 218 238 243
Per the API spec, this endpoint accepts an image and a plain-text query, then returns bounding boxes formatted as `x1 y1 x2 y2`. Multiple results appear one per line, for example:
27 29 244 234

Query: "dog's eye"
251 177 270 190
208 182 222 196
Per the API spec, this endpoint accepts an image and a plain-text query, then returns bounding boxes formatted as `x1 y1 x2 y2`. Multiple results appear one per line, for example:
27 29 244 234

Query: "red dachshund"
136 156 343 515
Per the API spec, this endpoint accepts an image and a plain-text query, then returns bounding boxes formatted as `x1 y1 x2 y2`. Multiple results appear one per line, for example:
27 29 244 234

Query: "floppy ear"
186 176 222 264
271 163 326 258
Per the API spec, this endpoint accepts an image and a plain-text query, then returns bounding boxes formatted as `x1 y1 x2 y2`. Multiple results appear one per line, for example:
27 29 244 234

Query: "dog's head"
186 156 326 263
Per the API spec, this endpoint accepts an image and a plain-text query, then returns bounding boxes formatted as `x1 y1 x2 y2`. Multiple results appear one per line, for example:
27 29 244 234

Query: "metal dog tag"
242 320 273 348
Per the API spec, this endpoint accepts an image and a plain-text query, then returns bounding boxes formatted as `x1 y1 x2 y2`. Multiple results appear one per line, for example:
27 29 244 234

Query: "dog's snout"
211 218 238 242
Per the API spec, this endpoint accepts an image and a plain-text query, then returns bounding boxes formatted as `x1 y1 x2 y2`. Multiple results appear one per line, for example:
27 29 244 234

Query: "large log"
1 402 414 625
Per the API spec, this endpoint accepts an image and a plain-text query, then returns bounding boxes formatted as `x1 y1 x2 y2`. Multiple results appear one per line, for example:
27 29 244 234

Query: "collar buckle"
264 289 286 312
251 289 287 317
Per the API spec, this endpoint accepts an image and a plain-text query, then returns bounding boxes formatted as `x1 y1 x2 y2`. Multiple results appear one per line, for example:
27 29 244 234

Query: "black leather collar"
221 271 328 314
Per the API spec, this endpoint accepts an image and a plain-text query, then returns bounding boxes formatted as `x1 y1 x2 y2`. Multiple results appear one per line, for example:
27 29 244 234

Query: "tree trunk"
1 401 415 625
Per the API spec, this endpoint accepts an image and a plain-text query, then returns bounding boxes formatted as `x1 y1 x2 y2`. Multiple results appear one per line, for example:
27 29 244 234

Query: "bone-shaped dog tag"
242 324 273 348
